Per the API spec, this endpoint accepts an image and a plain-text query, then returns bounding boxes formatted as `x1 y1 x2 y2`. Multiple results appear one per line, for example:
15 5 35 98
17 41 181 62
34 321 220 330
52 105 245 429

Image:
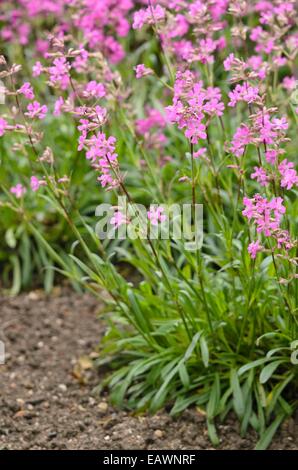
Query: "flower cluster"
147 206 167 226
85 133 120 190
243 194 295 256
0 0 133 64
0 0 297 272
166 71 224 144
133 5 166 30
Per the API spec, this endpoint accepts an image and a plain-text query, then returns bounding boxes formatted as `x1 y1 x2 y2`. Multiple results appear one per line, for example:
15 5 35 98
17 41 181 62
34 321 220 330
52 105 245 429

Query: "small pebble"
98 402 108 413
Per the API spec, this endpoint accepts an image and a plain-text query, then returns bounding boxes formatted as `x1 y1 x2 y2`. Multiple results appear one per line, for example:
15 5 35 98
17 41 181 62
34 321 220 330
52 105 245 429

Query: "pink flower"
265 149 278 164
272 117 288 131
32 61 43 77
253 111 278 145
10 184 26 198
248 240 262 259
166 72 224 144
133 5 166 30
111 211 127 228
134 64 153 79
94 106 108 125
242 195 285 237
193 148 207 159
196 38 217 64
203 96 224 116
25 101 47 120
30 176 46 192
268 197 286 218
230 125 252 157
247 55 267 79
282 76 297 91
223 53 235 71
184 120 207 143
72 48 89 72
250 26 264 42
136 108 166 135
82 132 119 190
0 117 8 136
147 206 167 226
275 230 293 250
53 97 64 116
49 57 70 90
83 81 106 99
278 160 298 190
18 82 34 100
228 83 260 107
251 166 269 186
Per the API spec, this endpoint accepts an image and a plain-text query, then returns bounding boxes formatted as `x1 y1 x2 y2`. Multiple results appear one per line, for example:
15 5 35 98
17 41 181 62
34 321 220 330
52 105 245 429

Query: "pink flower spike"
10 184 26 199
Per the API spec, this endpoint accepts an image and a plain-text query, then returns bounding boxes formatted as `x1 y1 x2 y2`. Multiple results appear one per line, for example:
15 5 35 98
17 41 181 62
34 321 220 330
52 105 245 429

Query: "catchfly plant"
0 0 297 450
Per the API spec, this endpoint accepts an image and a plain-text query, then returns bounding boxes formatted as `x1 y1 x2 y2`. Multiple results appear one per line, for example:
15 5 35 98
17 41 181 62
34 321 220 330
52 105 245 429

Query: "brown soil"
0 289 297 450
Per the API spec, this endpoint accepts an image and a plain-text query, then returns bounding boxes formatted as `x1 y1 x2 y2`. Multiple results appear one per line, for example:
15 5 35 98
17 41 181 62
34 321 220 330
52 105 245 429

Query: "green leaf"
231 369 244 418
207 419 219 446
238 358 270 376
178 363 190 389
5 228 16 249
184 332 201 361
10 255 21 296
267 373 294 417
259 360 285 384
207 374 220 420
200 336 209 368
255 414 285 450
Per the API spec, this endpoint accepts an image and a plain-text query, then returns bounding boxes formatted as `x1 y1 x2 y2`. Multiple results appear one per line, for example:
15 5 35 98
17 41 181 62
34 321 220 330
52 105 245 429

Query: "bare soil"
0 289 297 450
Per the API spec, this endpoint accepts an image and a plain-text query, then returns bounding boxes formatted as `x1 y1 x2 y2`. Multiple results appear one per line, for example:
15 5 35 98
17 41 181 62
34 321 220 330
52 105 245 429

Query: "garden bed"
0 289 297 451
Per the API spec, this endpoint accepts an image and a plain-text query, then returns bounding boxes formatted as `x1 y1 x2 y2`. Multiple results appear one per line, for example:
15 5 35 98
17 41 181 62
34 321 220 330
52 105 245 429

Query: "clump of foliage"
0 0 297 449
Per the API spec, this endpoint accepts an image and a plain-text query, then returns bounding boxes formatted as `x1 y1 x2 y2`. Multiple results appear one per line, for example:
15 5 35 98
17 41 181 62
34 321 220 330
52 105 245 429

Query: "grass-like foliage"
0 0 297 449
